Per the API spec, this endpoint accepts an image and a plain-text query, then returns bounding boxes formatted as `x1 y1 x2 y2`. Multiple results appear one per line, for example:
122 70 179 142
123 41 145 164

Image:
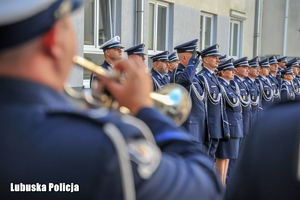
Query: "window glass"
148 1 168 52
205 17 212 49
98 0 112 45
148 3 155 50
233 23 239 56
229 20 241 57
200 13 214 50
84 0 94 45
156 5 166 51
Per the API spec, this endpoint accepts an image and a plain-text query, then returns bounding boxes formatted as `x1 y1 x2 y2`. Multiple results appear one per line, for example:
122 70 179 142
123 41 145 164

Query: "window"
200 13 214 50
148 1 168 53
83 0 116 88
229 20 242 58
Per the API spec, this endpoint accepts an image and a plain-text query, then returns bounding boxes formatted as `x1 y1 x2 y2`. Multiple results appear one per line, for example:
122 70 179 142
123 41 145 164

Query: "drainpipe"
283 0 289 56
135 0 144 44
253 0 262 56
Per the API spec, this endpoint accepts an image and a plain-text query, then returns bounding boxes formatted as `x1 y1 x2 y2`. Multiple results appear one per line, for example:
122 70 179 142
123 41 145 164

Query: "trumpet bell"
151 84 192 126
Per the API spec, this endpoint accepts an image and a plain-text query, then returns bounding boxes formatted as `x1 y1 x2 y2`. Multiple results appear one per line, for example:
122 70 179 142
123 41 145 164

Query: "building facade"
68 0 300 88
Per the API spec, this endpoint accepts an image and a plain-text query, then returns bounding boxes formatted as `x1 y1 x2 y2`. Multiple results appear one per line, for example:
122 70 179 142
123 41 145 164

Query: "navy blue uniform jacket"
244 77 261 125
89 60 111 87
219 78 243 138
170 63 207 144
150 68 169 91
291 77 300 101
197 67 230 139
280 80 295 102
231 76 251 136
256 75 274 110
267 74 281 104
0 77 223 200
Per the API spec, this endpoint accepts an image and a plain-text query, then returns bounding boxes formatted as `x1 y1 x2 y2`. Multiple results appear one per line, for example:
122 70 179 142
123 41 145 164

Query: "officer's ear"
202 57 208 64
42 24 57 52
41 23 62 59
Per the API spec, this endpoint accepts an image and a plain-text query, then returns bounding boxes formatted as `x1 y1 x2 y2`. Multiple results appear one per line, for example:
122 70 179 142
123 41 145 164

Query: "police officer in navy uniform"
225 101 300 200
280 67 295 101
245 56 262 125
227 57 251 179
276 56 287 83
170 39 207 151
256 58 274 110
232 57 251 136
217 58 243 185
89 36 124 87
267 56 281 104
286 58 300 100
150 51 170 91
295 58 300 83
0 1 224 199
124 43 146 62
197 44 230 185
167 52 179 80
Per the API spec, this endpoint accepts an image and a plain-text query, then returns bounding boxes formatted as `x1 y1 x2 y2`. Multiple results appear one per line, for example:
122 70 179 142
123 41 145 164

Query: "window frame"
148 0 169 55
200 12 214 51
83 0 116 54
229 19 242 59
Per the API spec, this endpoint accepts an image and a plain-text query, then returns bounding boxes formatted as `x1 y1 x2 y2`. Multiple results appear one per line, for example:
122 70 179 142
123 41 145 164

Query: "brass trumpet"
64 56 191 126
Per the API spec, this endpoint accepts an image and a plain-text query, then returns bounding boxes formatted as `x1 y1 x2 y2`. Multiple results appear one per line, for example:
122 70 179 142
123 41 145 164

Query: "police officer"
276 56 287 83
167 52 179 80
295 59 300 83
0 1 224 199
197 44 230 185
280 67 295 101
217 58 243 185
227 57 251 180
170 39 207 151
150 51 170 91
124 43 146 62
244 56 262 124
286 58 300 100
256 58 274 110
90 36 124 87
267 56 281 103
232 57 251 136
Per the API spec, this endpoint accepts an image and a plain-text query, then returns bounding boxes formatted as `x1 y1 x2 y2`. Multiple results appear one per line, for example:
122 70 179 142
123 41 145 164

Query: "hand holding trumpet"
71 56 191 125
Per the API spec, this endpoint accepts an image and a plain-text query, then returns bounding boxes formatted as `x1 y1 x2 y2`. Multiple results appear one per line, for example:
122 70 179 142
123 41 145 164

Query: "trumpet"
64 56 191 126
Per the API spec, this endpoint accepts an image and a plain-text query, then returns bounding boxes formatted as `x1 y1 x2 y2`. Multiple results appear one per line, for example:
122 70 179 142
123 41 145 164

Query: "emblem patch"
128 139 161 179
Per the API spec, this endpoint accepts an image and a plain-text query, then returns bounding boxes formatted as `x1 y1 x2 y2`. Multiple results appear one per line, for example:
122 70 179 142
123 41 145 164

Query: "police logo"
128 139 161 179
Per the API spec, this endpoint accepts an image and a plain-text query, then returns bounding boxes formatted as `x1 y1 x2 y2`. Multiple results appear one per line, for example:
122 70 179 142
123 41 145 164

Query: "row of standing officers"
90 36 300 186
